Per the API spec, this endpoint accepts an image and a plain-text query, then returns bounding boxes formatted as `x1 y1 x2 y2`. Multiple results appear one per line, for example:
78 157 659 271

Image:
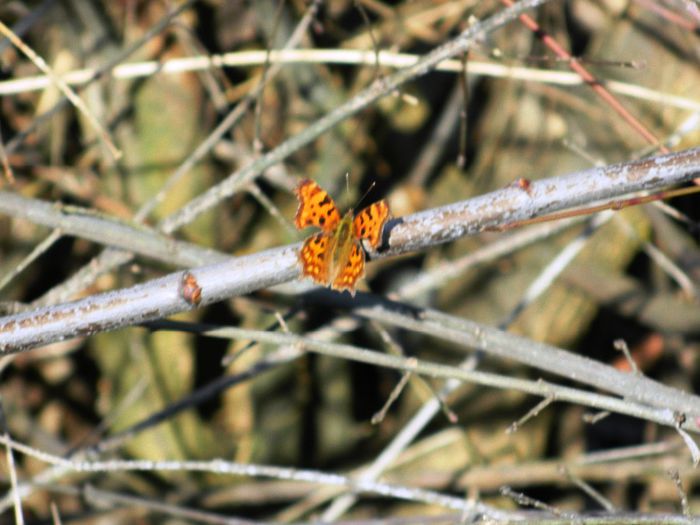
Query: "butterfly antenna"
355 181 377 209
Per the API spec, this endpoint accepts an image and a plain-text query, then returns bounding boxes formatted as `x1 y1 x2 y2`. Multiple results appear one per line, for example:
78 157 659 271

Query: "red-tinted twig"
634 0 699 32
500 0 668 154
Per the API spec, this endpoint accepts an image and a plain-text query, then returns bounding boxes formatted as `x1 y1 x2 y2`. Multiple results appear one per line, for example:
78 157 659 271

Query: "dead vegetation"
0 0 699 523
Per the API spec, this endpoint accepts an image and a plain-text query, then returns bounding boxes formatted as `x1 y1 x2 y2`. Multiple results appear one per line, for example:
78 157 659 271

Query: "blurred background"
0 0 699 522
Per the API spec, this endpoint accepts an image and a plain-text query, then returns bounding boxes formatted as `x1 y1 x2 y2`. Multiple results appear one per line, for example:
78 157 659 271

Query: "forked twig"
0 20 121 160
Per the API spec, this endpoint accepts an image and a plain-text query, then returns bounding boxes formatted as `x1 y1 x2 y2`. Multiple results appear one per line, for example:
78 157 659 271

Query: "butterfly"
294 179 390 295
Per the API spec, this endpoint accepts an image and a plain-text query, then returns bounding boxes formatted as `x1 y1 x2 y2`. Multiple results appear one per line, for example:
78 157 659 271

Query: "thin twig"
613 339 639 375
500 486 571 518
395 217 585 298
1 51 697 113
0 434 510 520
372 368 413 425
0 123 14 185
613 213 699 300
506 393 555 434
582 411 610 425
0 20 121 160
406 82 464 186
443 440 686 491
83 484 256 525
141 322 697 432
0 401 24 525
499 212 612 328
370 321 458 423
560 465 617 512
246 183 297 237
49 501 62 525
353 0 382 79
668 469 690 518
0 229 63 293
253 0 287 154
457 50 469 169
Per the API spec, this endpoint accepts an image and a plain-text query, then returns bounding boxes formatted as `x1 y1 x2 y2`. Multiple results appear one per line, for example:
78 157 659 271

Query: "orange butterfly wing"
299 232 331 284
294 179 341 231
353 200 390 249
331 241 365 295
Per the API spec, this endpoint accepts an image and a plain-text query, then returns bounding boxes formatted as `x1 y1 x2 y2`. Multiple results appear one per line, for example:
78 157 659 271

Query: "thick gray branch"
0 148 697 353
0 196 228 267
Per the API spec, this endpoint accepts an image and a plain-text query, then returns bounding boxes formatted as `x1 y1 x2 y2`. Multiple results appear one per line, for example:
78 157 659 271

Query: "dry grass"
0 0 699 522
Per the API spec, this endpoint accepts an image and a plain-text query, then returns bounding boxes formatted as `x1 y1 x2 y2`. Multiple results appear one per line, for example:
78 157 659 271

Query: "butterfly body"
327 211 354 279
294 179 390 295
